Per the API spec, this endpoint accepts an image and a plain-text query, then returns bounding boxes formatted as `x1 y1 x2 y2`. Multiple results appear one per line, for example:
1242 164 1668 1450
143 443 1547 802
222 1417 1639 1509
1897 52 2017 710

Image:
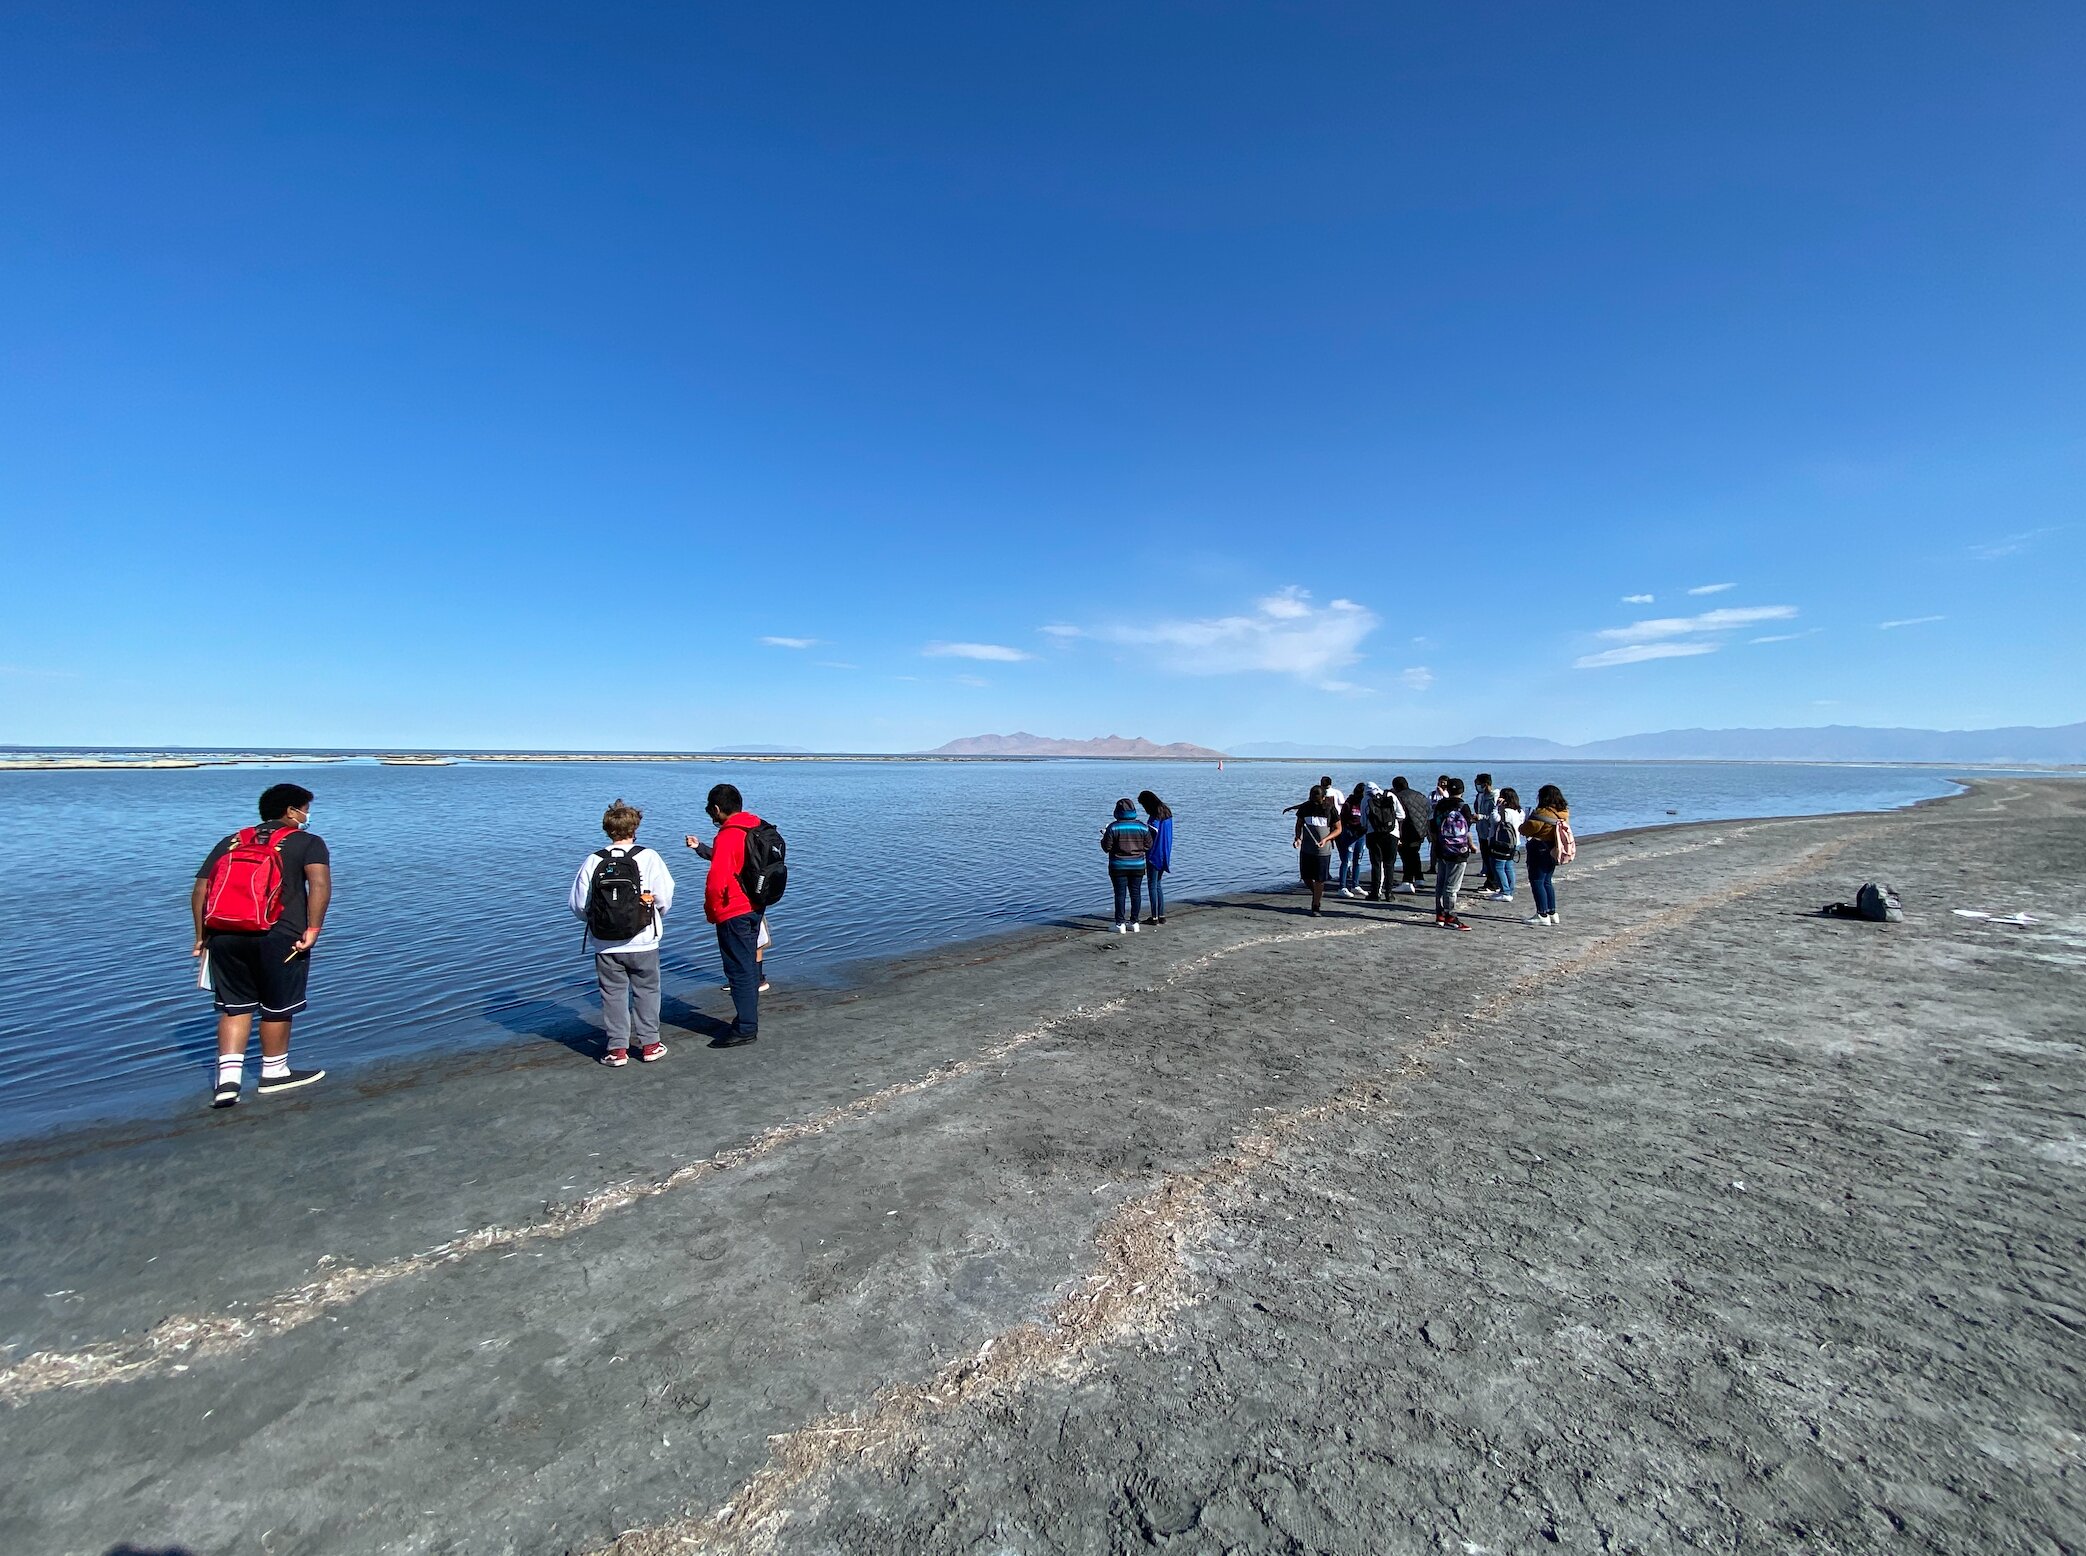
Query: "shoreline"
0 778 1974 1164
2 778 2080 1553
5 750 2082 773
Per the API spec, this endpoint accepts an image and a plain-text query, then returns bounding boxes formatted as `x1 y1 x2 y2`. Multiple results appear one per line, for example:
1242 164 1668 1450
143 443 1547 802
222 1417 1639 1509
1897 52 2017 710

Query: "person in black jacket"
1389 776 1426 892
1365 782 1401 900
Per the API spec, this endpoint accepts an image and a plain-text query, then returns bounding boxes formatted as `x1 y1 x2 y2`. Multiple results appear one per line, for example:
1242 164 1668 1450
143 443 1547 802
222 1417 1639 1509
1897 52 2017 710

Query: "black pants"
716 913 763 1037
1397 840 1425 883
1365 833 1393 898
1111 870 1145 925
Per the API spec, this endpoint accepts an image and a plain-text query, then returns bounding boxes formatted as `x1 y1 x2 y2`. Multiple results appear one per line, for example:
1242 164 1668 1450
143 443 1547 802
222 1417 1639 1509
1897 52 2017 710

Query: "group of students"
190 780 780 1108
192 770 1572 1108
1290 772 1574 930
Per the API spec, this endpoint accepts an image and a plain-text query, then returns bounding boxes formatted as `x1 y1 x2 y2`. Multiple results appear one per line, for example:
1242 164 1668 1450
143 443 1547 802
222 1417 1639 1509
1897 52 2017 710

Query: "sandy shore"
1 780 2081 1554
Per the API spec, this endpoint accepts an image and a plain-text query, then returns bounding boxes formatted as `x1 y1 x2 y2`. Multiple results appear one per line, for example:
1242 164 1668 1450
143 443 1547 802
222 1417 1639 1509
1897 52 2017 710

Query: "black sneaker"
256 1067 326 1096
211 1080 240 1109
708 1032 758 1049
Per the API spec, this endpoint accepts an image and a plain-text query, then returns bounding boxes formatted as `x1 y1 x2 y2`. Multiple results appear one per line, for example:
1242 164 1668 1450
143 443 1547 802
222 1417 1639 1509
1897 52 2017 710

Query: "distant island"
923 732 1229 760
1232 718 2086 766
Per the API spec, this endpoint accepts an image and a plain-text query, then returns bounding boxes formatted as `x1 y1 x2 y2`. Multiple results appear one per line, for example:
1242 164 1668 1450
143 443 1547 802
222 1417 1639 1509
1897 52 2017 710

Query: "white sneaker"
1481 889 1503 901
1114 923 1128 934
1523 913 1547 926
1393 883 1417 895
1547 914 1561 926
1129 921 1141 934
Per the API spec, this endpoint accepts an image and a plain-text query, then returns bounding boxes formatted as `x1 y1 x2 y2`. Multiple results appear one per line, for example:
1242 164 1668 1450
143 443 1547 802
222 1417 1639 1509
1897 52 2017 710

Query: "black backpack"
738 821 788 908
1820 883 1905 923
1856 882 1904 923
585 846 656 943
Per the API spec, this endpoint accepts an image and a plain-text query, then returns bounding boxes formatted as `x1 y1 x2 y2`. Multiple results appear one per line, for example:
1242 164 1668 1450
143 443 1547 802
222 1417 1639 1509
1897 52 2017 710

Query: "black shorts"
1299 847 1332 885
207 928 312 1019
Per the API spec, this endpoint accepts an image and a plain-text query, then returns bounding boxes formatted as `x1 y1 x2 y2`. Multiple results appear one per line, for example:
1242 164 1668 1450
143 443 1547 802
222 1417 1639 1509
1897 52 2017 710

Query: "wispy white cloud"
1100 587 1378 689
1687 582 1736 596
1968 527 2061 562
1597 605 1798 644
1039 624 1083 639
1400 666 1435 691
759 635 818 650
1622 593 1655 605
815 660 859 670
923 642 1036 662
1878 615 1946 630
1575 642 1720 670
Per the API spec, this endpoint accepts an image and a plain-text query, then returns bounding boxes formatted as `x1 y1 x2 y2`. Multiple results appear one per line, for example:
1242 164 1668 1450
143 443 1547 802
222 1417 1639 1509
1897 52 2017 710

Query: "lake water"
0 758 1960 1140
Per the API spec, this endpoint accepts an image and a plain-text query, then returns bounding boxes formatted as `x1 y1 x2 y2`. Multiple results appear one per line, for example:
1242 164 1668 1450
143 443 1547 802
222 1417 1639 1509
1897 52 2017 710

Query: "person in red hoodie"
685 782 764 1047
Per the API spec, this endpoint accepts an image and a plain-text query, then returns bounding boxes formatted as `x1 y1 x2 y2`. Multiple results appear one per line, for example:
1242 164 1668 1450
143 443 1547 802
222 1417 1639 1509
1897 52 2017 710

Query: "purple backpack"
1438 808 1473 858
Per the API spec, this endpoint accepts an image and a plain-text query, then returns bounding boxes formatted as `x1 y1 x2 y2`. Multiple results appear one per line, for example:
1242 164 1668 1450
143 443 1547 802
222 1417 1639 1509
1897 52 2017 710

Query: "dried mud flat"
1 780 2081 1555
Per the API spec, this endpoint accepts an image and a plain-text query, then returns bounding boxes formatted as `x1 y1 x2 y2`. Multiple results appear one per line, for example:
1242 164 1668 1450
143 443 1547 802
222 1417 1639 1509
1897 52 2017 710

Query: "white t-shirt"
569 844 677 952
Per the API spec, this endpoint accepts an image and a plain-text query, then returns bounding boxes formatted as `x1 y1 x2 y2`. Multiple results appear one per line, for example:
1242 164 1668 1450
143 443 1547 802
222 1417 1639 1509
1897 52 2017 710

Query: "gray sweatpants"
595 949 661 1050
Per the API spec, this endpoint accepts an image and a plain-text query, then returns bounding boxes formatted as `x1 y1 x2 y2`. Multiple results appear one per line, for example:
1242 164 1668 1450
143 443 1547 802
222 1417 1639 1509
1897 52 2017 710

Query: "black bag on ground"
585 846 655 942
739 821 789 907
1856 882 1904 922
1820 882 1904 923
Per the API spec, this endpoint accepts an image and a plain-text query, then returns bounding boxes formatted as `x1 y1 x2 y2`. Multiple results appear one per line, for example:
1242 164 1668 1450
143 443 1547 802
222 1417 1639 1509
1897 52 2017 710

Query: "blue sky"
2 2 2081 751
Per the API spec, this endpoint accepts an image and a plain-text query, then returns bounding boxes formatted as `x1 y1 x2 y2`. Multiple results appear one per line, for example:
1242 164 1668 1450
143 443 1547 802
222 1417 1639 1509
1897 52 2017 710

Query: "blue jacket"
1146 815 1174 873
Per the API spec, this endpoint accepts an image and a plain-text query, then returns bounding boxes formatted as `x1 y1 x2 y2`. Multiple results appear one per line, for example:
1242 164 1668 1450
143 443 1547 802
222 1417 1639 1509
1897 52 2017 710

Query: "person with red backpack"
191 783 332 1109
686 782 784 1049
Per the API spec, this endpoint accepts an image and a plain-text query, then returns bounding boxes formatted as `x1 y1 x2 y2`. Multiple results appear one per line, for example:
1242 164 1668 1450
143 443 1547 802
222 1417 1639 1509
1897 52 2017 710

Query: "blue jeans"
1494 855 1517 896
1111 869 1145 925
1336 837 1365 890
1147 868 1166 918
1527 849 1556 916
716 913 763 1036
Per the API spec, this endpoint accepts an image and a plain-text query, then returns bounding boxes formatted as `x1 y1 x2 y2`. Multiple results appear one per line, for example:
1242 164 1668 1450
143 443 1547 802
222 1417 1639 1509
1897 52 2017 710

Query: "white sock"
217 1054 244 1088
261 1052 290 1080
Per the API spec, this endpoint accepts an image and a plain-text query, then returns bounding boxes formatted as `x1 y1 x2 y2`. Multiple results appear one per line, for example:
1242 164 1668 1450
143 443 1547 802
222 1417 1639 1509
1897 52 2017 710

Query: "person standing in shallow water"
1293 784 1341 917
1101 798 1154 933
193 783 331 1108
692 783 766 1045
1137 790 1173 925
1521 784 1571 926
570 798 675 1067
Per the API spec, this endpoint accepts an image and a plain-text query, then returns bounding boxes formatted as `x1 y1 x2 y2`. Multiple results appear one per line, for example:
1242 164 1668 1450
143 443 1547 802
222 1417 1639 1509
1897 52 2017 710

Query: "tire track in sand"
0 925 1373 1407
591 831 1865 1556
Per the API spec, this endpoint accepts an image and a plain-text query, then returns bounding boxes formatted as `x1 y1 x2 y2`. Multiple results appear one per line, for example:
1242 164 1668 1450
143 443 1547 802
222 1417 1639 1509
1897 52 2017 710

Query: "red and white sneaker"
637 1042 667 1062
601 1047 629 1067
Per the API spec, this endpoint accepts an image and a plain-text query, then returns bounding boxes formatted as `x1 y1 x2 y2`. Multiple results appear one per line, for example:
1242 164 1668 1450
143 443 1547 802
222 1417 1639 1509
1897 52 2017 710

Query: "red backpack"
203 824 299 933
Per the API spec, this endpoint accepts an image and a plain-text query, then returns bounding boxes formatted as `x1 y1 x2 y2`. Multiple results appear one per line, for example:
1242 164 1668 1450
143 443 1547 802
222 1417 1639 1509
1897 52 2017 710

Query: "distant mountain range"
924 732 1229 760
1231 720 2086 765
